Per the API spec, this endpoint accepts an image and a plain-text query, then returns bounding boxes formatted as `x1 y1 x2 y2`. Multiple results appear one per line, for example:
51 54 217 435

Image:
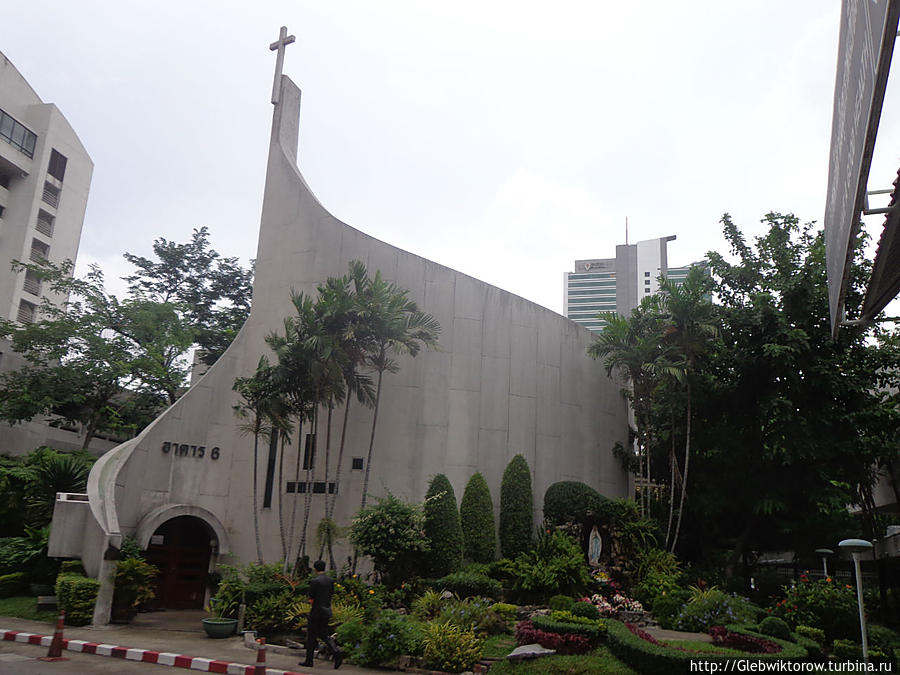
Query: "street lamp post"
815 548 834 578
839 539 874 662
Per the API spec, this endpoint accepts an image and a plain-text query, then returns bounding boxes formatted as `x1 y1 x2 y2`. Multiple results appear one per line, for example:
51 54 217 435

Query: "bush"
570 601 601 621
350 492 429 587
55 574 99 626
649 588 690 629
0 572 26 598
794 624 825 645
354 611 422 667
334 576 382 621
459 473 496 563
112 557 157 609
422 621 483 673
867 624 900 663
767 577 857 641
531 613 606 644
757 616 792 641
245 591 295 635
635 565 685 610
436 571 501 600
59 560 85 576
548 594 574 611
497 530 590 603
437 596 505 634
515 620 593 655
605 619 807 675
499 455 532 559
424 474 464 578
832 638 861 660
632 548 680 587
335 619 367 662
490 602 517 622
412 589 445 620
673 590 759 632
542 481 606 527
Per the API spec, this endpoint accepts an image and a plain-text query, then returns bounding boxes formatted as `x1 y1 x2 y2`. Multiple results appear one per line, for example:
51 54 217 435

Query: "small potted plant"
202 596 239 638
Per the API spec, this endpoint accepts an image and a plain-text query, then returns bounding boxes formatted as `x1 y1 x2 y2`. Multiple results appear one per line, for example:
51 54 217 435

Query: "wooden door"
145 516 212 609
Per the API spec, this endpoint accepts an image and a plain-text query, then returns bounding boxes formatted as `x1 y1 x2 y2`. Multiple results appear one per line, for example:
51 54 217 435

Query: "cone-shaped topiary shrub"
499 454 533 559
460 472 496 563
424 474 464 577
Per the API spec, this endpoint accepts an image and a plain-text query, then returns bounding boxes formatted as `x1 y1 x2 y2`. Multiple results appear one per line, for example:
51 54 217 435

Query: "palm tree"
356 270 440 513
233 356 285 564
588 298 672 517
657 266 717 553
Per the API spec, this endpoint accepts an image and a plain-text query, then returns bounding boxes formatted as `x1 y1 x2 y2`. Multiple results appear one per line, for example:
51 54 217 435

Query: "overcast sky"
3 1 899 315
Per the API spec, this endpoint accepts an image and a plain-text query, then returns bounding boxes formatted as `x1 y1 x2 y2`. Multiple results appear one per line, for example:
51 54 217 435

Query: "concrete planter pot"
202 618 238 638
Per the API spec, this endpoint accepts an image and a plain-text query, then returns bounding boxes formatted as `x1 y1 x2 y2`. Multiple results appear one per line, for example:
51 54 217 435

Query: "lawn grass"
487 646 639 675
0 596 58 624
661 639 749 656
482 633 516 658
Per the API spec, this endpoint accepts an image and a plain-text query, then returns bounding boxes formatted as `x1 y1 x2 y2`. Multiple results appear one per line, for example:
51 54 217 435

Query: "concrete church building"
49 31 629 622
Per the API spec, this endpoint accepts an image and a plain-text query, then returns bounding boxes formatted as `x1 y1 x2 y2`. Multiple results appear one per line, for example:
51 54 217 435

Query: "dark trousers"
305 608 340 663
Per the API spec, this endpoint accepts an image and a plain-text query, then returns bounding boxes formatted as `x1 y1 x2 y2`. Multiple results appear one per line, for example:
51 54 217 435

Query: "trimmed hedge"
531 614 606 644
459 473 496 563
0 572 27 598
59 560 86 576
55 574 99 626
499 455 533 559
758 616 792 641
424 474 464 578
605 620 808 675
435 571 502 600
548 594 574 611
571 601 601 621
543 481 607 526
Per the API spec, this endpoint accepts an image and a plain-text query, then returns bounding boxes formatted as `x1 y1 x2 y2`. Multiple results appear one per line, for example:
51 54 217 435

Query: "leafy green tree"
459 473 496 563
0 260 190 447
543 481 607 528
499 454 533 559
684 213 900 569
423 474 463 577
349 492 429 586
123 226 253 365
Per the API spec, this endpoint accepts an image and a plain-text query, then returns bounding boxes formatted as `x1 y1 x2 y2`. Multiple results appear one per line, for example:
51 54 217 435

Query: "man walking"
301 560 343 669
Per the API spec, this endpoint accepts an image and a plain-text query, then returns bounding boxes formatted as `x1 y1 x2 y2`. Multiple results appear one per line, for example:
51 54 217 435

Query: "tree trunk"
665 411 677 550
277 432 287 561
360 369 384 513
670 381 691 554
324 396 352 569
285 419 303 574
317 405 334 562
298 406 318 558
252 421 264 563
353 369 384 574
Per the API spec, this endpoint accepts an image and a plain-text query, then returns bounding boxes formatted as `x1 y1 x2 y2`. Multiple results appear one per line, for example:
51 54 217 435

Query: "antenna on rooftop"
625 216 629 245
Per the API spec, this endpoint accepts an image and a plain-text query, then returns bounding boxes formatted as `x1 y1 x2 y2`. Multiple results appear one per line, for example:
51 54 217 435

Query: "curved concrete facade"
60 75 628 620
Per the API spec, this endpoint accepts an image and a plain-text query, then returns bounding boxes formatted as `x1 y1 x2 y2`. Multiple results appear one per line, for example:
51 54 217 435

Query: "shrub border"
604 620 808 675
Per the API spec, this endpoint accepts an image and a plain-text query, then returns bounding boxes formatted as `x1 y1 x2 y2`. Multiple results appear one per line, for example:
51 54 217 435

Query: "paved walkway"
0 611 385 673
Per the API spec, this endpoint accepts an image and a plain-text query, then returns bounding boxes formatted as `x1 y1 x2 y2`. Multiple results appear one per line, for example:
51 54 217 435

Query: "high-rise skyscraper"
564 235 702 332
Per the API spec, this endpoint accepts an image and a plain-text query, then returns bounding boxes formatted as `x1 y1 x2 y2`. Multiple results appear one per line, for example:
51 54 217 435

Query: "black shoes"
333 651 343 669
300 660 314 668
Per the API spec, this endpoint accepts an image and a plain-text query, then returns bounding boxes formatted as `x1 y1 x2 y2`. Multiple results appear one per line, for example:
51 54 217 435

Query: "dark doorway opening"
145 516 213 609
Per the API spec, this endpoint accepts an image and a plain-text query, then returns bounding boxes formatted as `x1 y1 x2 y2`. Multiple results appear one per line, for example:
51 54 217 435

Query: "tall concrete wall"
78 75 628 586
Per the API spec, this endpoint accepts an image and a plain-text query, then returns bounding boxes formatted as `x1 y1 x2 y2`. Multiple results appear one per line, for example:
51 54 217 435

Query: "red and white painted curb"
0 628 308 674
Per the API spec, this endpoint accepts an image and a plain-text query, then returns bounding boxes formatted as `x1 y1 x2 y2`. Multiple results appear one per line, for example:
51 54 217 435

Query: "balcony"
0 108 36 159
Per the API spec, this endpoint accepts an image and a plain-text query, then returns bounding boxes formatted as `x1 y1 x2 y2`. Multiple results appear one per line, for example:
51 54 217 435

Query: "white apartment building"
0 51 99 453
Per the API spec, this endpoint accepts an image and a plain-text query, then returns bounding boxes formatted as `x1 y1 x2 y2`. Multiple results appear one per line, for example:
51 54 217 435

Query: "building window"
30 239 49 263
644 279 651 286
644 288 651 293
644 271 650 277
352 457 364 470
41 182 60 208
36 210 54 237
0 205 4 219
23 271 41 296
0 108 37 158
17 300 36 324
0 172 9 189
47 150 67 182
286 481 337 494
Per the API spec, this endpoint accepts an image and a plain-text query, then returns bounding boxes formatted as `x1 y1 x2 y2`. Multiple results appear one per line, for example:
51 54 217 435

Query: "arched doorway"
144 516 213 609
